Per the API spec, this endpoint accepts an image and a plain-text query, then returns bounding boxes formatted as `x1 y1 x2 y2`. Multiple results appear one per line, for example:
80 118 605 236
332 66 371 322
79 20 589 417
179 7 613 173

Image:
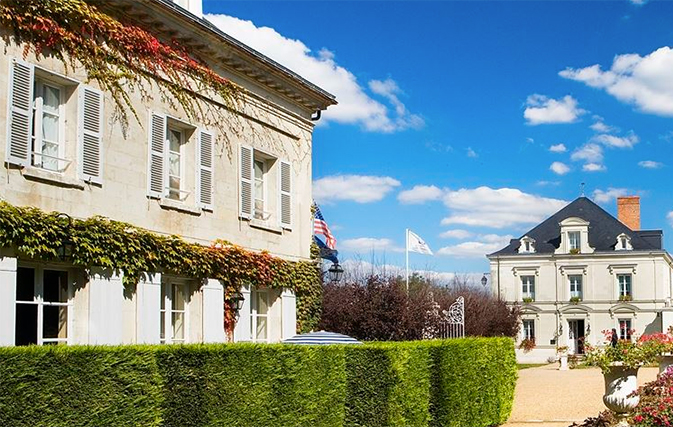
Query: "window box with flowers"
618 294 632 302
522 297 534 304
519 337 536 353
569 296 582 304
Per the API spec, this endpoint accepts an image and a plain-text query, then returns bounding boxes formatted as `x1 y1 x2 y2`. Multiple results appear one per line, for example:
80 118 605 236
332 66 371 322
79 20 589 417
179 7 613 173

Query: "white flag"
407 230 433 255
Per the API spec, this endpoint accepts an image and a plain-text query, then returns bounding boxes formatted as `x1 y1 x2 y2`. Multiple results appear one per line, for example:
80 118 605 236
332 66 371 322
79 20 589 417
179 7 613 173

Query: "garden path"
504 363 658 427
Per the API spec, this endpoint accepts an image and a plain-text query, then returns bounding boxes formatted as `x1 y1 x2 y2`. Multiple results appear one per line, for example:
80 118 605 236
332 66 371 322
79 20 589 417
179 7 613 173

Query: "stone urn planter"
603 363 639 426
559 353 569 371
658 353 673 375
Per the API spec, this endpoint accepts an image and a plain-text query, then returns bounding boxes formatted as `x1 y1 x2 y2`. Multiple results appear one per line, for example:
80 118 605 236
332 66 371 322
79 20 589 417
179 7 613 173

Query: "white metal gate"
439 296 465 339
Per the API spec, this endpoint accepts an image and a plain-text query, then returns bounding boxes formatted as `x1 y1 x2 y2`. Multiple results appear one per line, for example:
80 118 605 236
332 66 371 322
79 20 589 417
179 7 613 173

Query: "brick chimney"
617 196 640 230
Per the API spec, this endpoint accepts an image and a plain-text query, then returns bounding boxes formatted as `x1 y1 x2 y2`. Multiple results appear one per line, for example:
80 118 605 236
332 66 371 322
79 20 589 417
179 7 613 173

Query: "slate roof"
489 197 663 256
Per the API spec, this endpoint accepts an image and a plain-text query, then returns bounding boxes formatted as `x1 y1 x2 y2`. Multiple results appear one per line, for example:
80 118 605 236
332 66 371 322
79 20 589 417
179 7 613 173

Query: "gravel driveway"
504 364 658 427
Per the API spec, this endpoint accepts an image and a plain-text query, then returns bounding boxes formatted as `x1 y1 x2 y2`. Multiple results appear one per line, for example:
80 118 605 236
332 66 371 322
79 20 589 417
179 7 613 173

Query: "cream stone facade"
488 197 673 363
0 0 335 347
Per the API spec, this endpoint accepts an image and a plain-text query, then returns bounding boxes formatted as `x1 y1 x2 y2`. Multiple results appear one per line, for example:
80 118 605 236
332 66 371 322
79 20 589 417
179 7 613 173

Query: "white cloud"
313 175 401 204
466 147 478 158
340 238 404 253
437 234 514 259
592 133 639 149
440 187 567 229
523 94 585 125
549 143 567 153
439 229 474 239
571 143 604 163
536 180 561 186
205 14 422 132
560 47 673 117
398 185 444 205
593 187 629 204
550 161 571 175
590 116 618 133
639 160 663 169
630 0 648 5
668 211 673 228
339 259 465 286
583 163 607 172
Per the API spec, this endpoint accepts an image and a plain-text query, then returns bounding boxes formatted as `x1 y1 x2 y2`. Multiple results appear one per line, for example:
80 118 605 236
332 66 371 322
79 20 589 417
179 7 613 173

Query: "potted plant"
522 296 534 304
569 248 581 255
639 327 673 375
583 329 655 422
519 337 536 353
619 294 633 302
557 345 569 371
569 296 582 304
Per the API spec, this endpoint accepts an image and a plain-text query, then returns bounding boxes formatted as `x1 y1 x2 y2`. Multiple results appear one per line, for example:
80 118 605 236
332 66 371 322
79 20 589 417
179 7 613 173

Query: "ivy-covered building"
0 0 335 346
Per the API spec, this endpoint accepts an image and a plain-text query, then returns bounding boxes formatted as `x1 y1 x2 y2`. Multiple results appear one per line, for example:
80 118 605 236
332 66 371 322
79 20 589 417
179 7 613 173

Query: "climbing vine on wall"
0 0 242 132
0 202 322 334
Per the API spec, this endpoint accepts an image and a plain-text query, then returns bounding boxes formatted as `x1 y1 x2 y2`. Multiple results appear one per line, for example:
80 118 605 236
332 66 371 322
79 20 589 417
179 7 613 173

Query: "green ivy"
0 201 322 333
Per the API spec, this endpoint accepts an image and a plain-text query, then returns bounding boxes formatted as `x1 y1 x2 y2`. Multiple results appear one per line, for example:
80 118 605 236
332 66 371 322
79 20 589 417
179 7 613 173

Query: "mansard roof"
489 197 663 256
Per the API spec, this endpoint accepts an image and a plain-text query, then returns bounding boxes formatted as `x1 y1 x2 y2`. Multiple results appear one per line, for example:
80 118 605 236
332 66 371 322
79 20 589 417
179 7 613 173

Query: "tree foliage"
319 274 520 341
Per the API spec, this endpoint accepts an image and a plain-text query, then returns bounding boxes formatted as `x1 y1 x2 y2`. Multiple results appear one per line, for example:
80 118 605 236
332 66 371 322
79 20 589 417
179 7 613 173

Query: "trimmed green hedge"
0 338 516 427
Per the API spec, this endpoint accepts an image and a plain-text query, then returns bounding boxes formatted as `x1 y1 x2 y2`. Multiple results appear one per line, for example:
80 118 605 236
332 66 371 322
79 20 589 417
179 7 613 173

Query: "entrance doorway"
568 319 585 354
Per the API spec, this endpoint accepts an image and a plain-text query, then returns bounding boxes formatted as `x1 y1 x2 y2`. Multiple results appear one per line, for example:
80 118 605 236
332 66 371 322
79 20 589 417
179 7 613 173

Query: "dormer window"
518 236 536 254
615 233 632 251
568 231 580 251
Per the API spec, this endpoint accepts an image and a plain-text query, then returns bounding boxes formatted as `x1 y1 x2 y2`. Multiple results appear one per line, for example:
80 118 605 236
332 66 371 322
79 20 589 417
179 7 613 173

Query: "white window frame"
521 275 535 301
253 157 268 221
618 318 632 341
166 126 186 201
15 266 73 346
32 79 67 172
160 280 190 344
569 274 583 299
522 319 535 341
618 274 632 298
568 231 581 251
250 288 269 343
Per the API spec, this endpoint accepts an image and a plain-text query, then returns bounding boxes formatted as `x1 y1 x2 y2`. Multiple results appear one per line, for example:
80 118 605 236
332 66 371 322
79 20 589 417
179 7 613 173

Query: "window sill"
22 167 85 190
158 198 202 216
249 219 283 234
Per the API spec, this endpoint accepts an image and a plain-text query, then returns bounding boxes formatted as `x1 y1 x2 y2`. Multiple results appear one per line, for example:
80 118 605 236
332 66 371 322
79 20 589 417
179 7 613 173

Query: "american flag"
313 203 336 249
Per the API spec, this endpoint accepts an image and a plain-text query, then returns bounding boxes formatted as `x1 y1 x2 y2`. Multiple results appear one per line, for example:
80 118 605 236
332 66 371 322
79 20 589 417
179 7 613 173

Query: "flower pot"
602 364 639 415
559 354 569 371
658 353 673 375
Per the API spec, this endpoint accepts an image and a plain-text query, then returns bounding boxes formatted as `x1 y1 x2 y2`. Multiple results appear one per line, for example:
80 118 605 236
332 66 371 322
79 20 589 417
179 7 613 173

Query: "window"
522 319 535 341
239 145 292 229
615 234 632 251
15 267 71 346
619 319 632 341
568 231 581 251
6 59 104 183
147 113 214 209
618 274 632 298
521 276 535 301
250 289 269 342
32 80 65 172
167 127 185 201
569 275 583 299
160 281 189 344
253 158 267 220
518 236 536 254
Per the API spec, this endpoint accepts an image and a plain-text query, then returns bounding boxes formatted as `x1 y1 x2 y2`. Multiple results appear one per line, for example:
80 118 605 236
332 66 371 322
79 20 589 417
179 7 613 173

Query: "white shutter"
197 129 214 211
6 59 34 166
147 112 166 198
239 145 253 219
279 160 292 229
78 86 103 184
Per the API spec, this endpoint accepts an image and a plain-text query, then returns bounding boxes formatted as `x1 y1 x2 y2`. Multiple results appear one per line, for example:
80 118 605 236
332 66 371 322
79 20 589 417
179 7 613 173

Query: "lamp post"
230 289 245 312
328 262 344 283
481 274 488 288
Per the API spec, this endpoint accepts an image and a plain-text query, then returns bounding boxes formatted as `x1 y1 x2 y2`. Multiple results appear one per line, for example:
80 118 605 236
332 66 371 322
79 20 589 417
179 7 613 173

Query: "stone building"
488 196 673 363
0 0 335 346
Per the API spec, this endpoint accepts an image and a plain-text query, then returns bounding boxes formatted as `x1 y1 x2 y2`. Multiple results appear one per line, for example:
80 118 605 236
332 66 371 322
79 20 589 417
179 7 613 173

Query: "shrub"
629 371 673 427
320 275 521 341
0 339 516 427
0 345 164 427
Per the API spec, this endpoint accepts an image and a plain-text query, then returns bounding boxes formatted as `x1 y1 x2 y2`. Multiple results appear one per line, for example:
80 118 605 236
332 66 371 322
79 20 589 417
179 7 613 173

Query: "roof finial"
580 182 585 197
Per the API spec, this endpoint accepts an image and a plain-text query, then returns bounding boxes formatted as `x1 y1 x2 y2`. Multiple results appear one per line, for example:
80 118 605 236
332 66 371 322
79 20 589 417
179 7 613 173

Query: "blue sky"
203 0 673 280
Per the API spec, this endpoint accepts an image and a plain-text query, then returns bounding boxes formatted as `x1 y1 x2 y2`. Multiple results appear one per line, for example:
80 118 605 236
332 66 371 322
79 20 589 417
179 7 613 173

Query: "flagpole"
405 228 409 293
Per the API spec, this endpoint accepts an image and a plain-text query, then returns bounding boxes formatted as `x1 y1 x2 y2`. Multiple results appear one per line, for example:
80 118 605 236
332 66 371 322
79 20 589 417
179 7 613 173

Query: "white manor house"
489 196 673 363
0 0 335 347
